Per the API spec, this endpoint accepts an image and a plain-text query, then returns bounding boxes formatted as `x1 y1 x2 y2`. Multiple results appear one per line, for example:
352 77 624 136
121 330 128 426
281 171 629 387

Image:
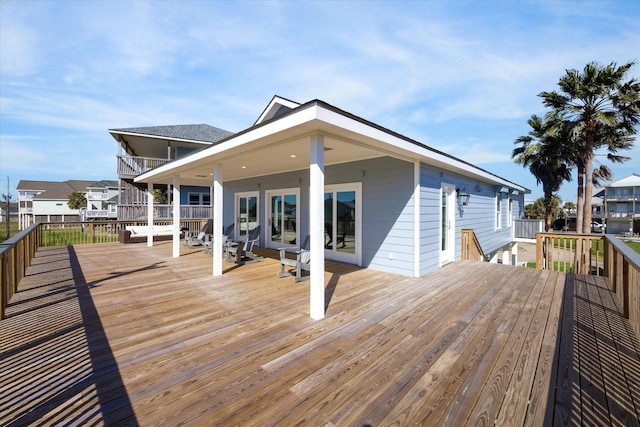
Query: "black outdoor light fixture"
457 188 470 206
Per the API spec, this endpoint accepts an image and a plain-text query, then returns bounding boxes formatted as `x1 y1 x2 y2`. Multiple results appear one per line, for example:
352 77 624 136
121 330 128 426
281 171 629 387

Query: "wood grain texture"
1 242 639 426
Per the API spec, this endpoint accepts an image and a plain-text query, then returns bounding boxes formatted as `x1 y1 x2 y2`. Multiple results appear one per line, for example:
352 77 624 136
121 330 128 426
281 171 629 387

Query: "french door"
234 192 259 241
440 184 455 265
266 188 299 249
324 183 361 265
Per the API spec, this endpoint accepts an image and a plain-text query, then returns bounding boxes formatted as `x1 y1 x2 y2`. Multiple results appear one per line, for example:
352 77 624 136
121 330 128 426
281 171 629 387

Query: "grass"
623 239 640 254
1 221 21 242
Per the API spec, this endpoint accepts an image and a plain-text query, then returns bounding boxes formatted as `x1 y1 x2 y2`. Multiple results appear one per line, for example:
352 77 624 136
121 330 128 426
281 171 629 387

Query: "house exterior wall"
220 156 524 278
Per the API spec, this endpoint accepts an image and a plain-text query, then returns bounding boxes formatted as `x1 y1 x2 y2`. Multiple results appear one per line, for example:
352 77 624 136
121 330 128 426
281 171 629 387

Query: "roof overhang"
135 100 529 193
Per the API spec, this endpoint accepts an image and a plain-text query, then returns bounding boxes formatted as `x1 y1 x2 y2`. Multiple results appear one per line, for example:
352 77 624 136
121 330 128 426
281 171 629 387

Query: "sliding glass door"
266 188 299 249
324 183 361 265
235 192 258 241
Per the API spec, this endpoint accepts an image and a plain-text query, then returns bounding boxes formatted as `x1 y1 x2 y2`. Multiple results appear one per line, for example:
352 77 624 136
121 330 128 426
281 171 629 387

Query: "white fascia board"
315 107 529 193
134 107 318 183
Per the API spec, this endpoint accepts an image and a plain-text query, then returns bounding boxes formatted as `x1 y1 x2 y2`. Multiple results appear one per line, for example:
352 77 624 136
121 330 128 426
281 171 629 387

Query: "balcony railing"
607 212 638 219
117 154 172 179
605 194 640 201
86 192 109 201
117 204 213 221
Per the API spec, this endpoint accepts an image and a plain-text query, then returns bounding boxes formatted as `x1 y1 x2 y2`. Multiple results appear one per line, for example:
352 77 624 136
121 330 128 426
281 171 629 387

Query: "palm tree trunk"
575 162 585 234
582 146 594 234
544 190 553 232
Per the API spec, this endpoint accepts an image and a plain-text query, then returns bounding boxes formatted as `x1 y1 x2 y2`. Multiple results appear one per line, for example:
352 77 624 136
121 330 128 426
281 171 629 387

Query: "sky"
1 0 639 203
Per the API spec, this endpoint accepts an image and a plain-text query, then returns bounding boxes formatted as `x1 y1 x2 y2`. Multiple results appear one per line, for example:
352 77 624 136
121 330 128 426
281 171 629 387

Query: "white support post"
173 176 181 257
147 183 154 247
213 164 224 276
413 160 421 278
309 134 325 320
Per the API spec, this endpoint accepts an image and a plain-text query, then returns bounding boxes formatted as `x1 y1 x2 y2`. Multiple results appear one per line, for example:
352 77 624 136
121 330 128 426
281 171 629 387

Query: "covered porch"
2 241 639 425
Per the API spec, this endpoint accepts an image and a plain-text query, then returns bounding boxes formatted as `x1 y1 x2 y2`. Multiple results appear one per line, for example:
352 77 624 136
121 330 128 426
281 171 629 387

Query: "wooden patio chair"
184 219 213 248
226 225 263 264
203 223 234 255
278 235 311 282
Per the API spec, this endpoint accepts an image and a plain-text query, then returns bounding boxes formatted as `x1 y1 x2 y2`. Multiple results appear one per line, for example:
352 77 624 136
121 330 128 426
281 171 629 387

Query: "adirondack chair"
203 223 234 255
226 225 263 264
278 235 311 282
184 219 213 248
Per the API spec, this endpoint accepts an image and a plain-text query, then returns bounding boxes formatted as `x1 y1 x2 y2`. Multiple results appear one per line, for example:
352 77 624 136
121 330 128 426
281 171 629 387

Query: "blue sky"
1 0 638 202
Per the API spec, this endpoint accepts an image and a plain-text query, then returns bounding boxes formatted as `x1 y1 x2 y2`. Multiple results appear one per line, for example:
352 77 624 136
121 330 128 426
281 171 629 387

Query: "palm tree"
513 114 572 231
539 61 640 233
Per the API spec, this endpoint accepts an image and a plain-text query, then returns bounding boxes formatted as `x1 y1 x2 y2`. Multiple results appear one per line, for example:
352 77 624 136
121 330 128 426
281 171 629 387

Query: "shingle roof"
16 180 110 200
109 124 234 143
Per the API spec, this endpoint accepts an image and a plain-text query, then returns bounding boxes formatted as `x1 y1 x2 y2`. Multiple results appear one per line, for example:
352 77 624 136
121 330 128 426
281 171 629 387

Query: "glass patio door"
235 192 258 240
266 189 299 249
324 183 361 265
440 184 455 265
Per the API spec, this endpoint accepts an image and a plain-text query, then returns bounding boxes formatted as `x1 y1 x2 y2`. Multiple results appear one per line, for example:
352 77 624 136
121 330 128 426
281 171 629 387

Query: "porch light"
457 188 470 206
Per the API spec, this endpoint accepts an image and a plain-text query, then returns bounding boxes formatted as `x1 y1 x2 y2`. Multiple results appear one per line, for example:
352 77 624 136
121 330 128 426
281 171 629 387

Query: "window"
188 192 210 206
496 193 502 229
508 197 513 227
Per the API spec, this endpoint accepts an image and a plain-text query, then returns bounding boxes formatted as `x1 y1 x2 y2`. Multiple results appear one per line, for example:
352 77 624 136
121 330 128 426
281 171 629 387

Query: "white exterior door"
440 184 455 265
324 183 361 265
266 188 300 249
234 192 259 241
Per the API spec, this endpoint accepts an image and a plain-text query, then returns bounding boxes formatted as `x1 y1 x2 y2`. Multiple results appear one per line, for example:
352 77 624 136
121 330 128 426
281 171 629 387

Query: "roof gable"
254 95 301 126
608 173 640 188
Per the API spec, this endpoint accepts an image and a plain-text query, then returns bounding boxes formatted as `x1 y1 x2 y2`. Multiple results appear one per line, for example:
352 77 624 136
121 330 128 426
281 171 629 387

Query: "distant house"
0 202 18 223
108 124 234 220
16 180 116 228
129 95 530 319
82 180 119 221
604 173 640 235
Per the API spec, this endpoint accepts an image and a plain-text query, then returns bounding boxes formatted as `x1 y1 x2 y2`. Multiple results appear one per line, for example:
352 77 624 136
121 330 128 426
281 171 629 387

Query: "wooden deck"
1 242 639 426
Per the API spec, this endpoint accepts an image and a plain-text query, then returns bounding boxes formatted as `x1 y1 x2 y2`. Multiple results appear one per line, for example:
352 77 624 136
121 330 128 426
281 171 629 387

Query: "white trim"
413 161 421 278
264 187 301 250
147 183 154 247
135 102 528 193
440 183 455 266
234 191 260 241
213 164 223 276
172 176 181 257
323 182 362 266
309 135 325 320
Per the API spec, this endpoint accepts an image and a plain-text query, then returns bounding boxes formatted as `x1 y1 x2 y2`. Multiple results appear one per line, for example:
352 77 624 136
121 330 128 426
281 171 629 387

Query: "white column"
213 164 224 276
147 183 154 247
309 134 325 320
172 176 181 257
413 160 421 278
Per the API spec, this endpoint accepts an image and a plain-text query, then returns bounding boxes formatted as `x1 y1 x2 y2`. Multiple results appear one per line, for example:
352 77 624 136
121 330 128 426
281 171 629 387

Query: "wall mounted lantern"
457 188 470 206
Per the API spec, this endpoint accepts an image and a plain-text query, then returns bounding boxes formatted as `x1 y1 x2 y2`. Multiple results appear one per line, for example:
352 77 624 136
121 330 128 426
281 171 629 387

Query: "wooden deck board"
2 242 640 426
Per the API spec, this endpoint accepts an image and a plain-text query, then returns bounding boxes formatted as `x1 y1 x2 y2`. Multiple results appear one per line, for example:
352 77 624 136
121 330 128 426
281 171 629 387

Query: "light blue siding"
221 156 524 278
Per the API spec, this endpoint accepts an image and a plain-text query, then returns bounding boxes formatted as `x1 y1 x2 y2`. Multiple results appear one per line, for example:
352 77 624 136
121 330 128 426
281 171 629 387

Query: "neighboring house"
604 173 640 235
16 180 115 228
108 124 234 220
131 96 530 319
0 202 18 223
82 180 119 220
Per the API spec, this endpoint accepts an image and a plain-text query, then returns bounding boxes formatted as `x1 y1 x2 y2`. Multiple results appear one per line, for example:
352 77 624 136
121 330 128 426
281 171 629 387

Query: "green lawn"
623 239 640 254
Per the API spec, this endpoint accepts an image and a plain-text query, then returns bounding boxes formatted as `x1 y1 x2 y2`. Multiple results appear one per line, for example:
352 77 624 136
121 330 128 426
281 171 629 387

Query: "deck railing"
0 219 210 319
461 229 486 262
536 232 640 340
0 224 40 320
117 154 172 179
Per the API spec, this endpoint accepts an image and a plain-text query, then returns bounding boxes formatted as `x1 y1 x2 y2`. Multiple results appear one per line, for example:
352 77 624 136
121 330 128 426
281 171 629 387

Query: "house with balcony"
82 180 119 220
604 173 640 235
17 180 101 228
108 124 234 220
